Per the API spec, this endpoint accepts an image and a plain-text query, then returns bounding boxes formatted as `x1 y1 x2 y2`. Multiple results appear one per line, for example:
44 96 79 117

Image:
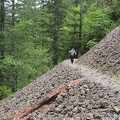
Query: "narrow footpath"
67 59 120 92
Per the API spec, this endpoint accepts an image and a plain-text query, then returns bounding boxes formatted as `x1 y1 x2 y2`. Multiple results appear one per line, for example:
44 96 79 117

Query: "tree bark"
78 0 82 57
12 0 15 26
0 0 5 83
52 0 59 65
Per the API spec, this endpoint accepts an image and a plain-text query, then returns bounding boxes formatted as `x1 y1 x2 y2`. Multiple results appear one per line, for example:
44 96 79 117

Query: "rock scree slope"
0 26 120 120
78 25 120 76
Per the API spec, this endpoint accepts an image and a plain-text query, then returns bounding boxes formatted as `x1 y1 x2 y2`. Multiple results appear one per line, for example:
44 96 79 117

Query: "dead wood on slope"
5 78 84 120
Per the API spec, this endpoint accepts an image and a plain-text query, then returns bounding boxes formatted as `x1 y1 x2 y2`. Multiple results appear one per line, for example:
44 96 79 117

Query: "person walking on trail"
69 48 76 63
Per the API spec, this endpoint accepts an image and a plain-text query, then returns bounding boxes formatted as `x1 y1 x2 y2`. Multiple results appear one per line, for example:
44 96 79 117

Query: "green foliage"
105 0 120 23
1 20 51 92
0 86 12 100
83 8 114 36
117 74 120 79
86 39 97 49
82 7 116 53
0 0 120 99
59 5 81 60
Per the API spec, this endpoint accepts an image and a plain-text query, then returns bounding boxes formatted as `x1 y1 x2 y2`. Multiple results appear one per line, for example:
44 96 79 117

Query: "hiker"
69 48 76 63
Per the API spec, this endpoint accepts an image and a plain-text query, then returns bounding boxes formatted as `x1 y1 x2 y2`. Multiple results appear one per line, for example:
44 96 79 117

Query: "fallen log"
5 78 84 120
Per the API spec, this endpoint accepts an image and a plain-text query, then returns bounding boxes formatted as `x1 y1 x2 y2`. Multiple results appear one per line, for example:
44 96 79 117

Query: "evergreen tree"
1 0 51 94
46 0 67 65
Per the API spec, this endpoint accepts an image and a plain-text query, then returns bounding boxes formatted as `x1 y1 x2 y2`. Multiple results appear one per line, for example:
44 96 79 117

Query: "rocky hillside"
78 25 120 76
0 61 120 120
0 26 120 120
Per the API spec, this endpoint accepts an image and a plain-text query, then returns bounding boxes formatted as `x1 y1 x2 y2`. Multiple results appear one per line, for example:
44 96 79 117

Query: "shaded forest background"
0 0 120 100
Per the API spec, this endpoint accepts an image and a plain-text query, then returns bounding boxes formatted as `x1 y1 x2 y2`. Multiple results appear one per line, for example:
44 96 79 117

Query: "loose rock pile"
0 62 83 120
79 25 120 76
0 61 120 120
25 78 120 120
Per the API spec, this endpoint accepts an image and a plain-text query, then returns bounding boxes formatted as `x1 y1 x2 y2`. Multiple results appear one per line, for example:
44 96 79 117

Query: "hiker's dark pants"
70 55 74 63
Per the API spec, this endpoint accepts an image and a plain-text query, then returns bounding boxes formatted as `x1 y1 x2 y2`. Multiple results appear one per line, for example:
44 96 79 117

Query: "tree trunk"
52 0 59 65
12 0 15 26
101 0 104 38
0 0 5 83
78 0 82 57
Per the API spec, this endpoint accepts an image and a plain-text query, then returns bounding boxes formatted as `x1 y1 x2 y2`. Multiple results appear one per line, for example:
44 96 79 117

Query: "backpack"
70 50 75 56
